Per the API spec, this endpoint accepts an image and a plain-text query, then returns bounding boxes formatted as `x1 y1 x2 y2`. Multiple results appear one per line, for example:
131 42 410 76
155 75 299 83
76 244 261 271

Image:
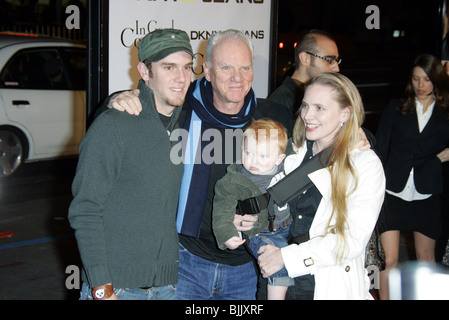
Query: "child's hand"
225 236 246 250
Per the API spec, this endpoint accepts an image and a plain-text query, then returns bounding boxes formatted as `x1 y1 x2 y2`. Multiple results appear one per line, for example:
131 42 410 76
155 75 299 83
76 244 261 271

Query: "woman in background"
375 54 449 300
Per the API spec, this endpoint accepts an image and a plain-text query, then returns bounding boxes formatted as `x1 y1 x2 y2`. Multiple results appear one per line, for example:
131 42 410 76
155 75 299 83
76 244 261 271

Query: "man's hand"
352 128 370 151
108 89 142 115
233 214 258 232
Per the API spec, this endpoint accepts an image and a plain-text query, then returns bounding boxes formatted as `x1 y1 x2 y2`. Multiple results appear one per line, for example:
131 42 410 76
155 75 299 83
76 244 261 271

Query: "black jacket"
375 98 449 195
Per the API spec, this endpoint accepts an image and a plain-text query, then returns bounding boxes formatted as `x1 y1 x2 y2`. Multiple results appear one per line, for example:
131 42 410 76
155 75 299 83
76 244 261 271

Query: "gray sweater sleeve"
68 113 123 287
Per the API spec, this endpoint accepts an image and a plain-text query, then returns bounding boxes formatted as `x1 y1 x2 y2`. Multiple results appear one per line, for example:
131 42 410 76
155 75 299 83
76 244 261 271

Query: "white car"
0 34 86 177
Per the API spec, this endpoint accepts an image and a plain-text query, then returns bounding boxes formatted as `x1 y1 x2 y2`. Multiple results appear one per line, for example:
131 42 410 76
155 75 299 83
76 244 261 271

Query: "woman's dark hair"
402 54 449 118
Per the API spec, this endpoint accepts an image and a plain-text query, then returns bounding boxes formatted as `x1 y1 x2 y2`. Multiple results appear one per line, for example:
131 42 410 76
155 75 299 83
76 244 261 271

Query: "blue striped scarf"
176 77 257 237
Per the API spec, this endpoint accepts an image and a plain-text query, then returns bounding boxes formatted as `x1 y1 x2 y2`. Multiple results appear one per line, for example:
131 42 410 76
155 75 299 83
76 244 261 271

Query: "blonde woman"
257 73 385 299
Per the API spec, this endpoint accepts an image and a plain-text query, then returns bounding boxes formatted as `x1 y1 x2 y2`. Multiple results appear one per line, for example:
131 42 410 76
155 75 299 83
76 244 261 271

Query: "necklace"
312 142 319 156
165 116 173 136
422 97 435 114
159 113 174 136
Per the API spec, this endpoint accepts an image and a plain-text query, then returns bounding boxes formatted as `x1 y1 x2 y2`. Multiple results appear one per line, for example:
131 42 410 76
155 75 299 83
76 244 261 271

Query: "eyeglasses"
306 52 342 65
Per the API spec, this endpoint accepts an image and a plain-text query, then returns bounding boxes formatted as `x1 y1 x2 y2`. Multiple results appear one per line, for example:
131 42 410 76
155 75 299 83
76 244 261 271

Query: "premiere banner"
108 0 273 98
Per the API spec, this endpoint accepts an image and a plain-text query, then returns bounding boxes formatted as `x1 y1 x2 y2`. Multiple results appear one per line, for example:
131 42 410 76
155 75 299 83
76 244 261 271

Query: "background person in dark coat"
375 54 449 300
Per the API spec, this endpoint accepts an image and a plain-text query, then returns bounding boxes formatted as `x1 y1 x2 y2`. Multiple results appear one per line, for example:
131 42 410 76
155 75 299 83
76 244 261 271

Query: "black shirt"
288 141 323 240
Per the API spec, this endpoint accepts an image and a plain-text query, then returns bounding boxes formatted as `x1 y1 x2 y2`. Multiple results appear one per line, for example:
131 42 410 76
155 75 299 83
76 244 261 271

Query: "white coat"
281 141 386 300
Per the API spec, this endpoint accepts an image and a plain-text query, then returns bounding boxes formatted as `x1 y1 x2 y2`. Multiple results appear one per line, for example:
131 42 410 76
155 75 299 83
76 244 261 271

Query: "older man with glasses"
268 29 341 116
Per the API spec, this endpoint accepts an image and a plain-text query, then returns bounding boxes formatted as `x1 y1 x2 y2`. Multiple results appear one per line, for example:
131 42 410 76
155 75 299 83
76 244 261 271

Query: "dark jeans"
177 243 258 300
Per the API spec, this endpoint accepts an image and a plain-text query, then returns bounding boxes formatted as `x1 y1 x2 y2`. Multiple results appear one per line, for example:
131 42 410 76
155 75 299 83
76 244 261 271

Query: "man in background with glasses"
268 29 341 116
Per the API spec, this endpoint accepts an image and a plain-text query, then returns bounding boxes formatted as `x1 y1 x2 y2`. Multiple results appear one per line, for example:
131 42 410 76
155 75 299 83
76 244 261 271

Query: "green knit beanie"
138 28 193 62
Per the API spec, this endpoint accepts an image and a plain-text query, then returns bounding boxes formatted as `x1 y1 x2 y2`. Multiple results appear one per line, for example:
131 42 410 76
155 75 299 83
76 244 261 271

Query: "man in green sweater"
68 29 194 300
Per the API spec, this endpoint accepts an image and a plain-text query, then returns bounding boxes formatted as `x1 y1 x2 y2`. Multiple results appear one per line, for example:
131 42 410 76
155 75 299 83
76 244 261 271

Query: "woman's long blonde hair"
292 72 365 262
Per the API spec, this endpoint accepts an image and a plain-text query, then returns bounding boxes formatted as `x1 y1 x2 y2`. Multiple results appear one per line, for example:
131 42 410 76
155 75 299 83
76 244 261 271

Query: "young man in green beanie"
68 29 194 300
